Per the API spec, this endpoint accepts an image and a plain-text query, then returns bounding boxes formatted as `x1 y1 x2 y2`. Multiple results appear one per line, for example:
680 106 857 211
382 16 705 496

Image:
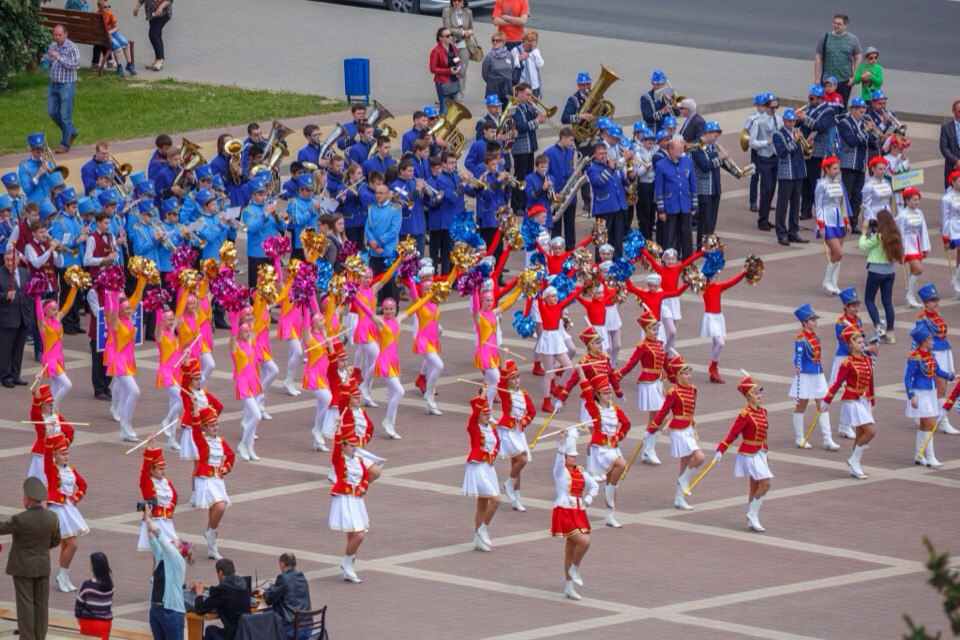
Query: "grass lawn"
0 70 347 153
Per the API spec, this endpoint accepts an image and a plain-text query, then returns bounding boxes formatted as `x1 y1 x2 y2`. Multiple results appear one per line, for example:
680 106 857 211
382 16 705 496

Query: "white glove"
583 495 593 506
713 451 723 464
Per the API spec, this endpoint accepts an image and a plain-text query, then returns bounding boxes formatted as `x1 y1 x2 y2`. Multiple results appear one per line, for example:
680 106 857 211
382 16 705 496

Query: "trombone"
529 95 558 121
110 154 132 196
41 144 69 180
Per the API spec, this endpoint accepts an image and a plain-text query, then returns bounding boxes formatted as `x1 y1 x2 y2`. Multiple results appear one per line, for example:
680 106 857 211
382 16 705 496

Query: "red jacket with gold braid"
584 397 631 448
44 447 87 505
497 387 536 430
330 364 363 409
556 353 623 401
179 388 223 428
824 354 875 405
466 412 500 463
191 428 235 478
139 449 178 519
618 337 667 383
29 402 75 455
330 440 370 497
716 405 769 455
340 407 374 448
648 383 697 432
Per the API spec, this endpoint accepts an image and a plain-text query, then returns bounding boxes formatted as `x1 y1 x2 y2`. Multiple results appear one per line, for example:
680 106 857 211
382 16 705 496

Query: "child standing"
97 0 136 76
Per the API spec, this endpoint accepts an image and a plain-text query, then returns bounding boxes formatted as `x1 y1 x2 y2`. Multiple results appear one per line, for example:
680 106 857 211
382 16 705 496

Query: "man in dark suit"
940 99 960 188
0 248 34 387
0 477 61 640
678 98 706 144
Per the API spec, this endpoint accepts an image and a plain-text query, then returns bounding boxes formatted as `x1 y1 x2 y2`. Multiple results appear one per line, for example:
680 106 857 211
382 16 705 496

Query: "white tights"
200 352 215 385
356 342 380 395
607 329 622 367
113 375 140 431
483 368 500 406
50 372 72 408
240 397 262 448
422 352 444 399
710 336 725 362
258 359 280 407
163 385 183 429
285 339 303 382
313 388 332 434
384 376 405 426
662 317 678 354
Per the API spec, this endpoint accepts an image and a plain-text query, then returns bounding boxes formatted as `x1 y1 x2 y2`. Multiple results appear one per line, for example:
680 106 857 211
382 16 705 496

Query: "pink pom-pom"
341 280 360 305
163 270 180 291
143 287 171 312
171 245 198 272
337 240 358 263
290 262 317 306
25 273 50 298
397 253 420 281
454 270 484 296
263 235 292 261
210 272 250 313
95 265 125 292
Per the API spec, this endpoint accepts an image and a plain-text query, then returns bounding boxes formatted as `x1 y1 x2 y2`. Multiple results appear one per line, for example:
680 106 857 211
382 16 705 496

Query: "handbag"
439 80 461 97
466 36 483 63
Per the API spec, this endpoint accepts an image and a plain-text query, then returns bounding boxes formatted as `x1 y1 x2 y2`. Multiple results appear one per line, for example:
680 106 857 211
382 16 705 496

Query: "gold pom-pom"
591 217 608 245
256 263 278 304
179 268 201 293
744 255 764 285
429 279 451 303
201 258 219 281
397 236 418 258
681 265 706 294
329 274 347 298
703 234 724 252
519 265 544 298
450 242 479 271
300 229 328 261
287 259 302 277
129 256 160 285
344 255 366 281
219 241 237 267
64 265 91 289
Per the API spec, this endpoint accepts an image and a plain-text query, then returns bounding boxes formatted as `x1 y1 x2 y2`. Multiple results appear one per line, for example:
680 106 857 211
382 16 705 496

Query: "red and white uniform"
618 336 668 411
557 354 623 420
496 386 536 459
576 287 618 350
178 387 223 460
896 206 930 262
824 354 875 428
649 383 699 458
584 397 630 478
27 399 75 485
136 448 178 551
328 439 370 533
717 405 774 480
551 453 598 537
45 444 89 538
640 247 703 320
700 271 746 337
462 407 501 498
534 288 581 355
191 426 235 509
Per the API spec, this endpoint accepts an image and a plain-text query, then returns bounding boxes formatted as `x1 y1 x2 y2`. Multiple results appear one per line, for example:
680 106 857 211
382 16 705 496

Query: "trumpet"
529 95 558 121
502 172 525 191
792 129 813 159
461 172 488 191
882 109 907 136
420 180 442 201
41 144 70 180
390 186 413 209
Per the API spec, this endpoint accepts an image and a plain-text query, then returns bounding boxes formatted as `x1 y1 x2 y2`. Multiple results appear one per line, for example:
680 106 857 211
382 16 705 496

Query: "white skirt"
49 502 89 538
26 454 46 486
906 388 939 419
192 477 230 508
497 427 530 460
935 350 955 375
604 305 623 331
137 517 177 551
670 427 700 458
179 427 199 461
591 324 610 352
700 312 726 338
329 494 369 532
789 373 828 400
536 328 568 355
637 380 665 411
841 397 874 428
587 444 622 477
734 450 774 480
661 297 682 320
462 461 500 497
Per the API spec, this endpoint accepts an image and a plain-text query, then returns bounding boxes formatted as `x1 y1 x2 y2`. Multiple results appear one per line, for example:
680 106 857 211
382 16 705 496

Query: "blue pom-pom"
315 261 333 291
700 249 725 280
550 272 576 299
528 251 545 267
608 257 634 282
623 230 646 262
473 260 492 278
512 310 535 338
561 256 576 273
451 210 486 249
521 218 544 251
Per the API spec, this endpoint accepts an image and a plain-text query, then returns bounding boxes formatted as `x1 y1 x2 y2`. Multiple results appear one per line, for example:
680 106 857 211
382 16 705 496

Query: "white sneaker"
822 438 840 452
473 532 491 552
568 564 584 587
747 513 766 532
477 524 493 547
847 458 868 479
604 512 622 528
563 580 582 601
838 426 857 439
939 421 960 435
282 379 301 397
641 450 662 465
237 442 251 462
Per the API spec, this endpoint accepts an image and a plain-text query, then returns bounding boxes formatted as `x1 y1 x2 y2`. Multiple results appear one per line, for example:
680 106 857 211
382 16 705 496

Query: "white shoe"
641 450 662 465
260 409 272 421
237 442 251 461
55 570 74 593
906 292 921 308
503 479 517 503
939 421 960 435
674 494 694 511
473 532 491 552
926 454 944 469
340 557 362 582
604 512 622 528
568 564 584 587
822 438 840 452
838 426 857 439
511 498 527 512
747 513 766 532
382 421 402 440
795 438 812 450
282 379 301 397
425 400 443 416
563 580 582 600
477 524 493 547
247 444 260 461
204 529 222 560
847 458 868 479
120 425 139 443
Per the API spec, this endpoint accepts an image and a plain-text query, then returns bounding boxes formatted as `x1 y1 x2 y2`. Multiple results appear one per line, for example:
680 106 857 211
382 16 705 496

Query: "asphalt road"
472 0 960 76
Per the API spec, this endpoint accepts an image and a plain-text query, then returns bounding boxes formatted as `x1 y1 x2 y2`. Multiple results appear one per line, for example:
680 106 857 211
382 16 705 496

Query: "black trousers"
0 323 28 383
662 212 693 259
756 156 778 226
802 156 822 218
57 269 82 332
90 337 111 396
247 256 270 289
345 226 364 248
512 153 534 211
748 149 760 208
837 81 852 108
635 183 656 241
596 211 625 259
148 15 171 60
429 229 452 275
775 178 802 240
369 256 396 305
841 168 865 230
551 202 577 250
696 194 720 249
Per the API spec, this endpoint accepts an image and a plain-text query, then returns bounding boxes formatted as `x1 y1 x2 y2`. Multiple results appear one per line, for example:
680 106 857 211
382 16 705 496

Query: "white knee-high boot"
793 412 811 448
818 411 839 450
312 389 331 451
51 373 72 408
283 339 303 396
200 352 215 385
906 275 921 307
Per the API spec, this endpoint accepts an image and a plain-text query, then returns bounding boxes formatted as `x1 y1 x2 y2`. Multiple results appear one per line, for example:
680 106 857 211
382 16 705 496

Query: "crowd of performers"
19 212 960 601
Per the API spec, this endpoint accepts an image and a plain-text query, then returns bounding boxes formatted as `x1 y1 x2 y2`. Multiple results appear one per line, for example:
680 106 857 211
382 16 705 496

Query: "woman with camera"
858 209 903 343
429 27 463 115
441 0 476 98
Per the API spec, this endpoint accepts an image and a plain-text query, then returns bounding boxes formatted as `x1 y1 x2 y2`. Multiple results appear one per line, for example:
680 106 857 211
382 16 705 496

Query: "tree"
0 0 51 90
904 538 960 639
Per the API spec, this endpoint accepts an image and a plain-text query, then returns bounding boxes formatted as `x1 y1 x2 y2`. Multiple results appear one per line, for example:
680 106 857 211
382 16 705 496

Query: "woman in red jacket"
535 284 582 412
45 433 88 592
329 432 373 583
177 358 223 461
27 384 75 485
429 26 462 114
191 407 235 561
136 444 178 553
823 325 876 479
552 426 599 601
617 310 669 465
496 360 536 512
462 392 501 552
713 371 773 532
648 354 702 511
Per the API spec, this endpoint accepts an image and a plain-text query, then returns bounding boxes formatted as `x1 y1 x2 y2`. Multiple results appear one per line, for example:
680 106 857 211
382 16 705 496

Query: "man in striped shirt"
43 25 81 153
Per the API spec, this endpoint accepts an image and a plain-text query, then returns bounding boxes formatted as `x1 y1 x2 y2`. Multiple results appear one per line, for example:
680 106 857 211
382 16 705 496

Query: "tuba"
223 137 244 184
174 137 205 187
366 99 397 139
428 100 473 157
738 128 751 152
572 65 620 146
260 120 294 174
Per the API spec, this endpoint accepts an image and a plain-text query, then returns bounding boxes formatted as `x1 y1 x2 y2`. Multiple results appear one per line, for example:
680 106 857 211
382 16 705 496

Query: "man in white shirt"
512 31 544 98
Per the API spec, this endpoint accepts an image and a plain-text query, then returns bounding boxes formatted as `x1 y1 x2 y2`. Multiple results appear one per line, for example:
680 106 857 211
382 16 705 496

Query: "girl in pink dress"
274 256 304 397
406 268 445 416
472 286 523 406
197 278 216 382
105 274 147 442
354 291 437 440
35 283 79 407
155 307 183 451
230 321 263 461
351 259 402 406
253 289 279 420
177 289 215 385
302 310 333 452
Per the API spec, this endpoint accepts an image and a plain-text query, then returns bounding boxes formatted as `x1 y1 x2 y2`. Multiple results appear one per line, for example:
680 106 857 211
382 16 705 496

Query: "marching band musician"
18 133 57 204
713 371 773 532
191 406 235 560
905 323 954 468
336 103 373 151
465 121 499 176
329 430 374 584
83 210 119 400
554 326 622 421
476 97 501 143
430 152 464 275
337 162 367 247
915 284 960 435
511 83 546 211
286 174 319 261
178 357 223 459
2 172 27 220
393 159 429 256
561 71 593 148
0 197 15 252
49 188 85 334
823 325 876 479
837 97 876 234
467 151 511 252
401 110 430 155
800 85 839 220
690 121 726 250
346 123 377 168
496 359 536 512
654 138 696 259
586 142 629 257
772 109 810 247
524 154 553 227
860 156 894 225
157 197 190 287
552 426 598 601
44 433 89 592
749 93 779 232
583 373 630 528
137 445 179 553
942 171 960 295
463 391 501 552
791 303 841 451
897 187 930 308
362 136 397 179
178 164 214 225
743 95 765 212
296 124 324 167
618 310 669 465
865 90 897 158
241 177 284 288
815 156 852 296
640 69 677 133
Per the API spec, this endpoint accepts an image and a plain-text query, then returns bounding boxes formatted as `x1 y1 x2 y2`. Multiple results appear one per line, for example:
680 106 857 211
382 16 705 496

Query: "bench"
38 7 134 75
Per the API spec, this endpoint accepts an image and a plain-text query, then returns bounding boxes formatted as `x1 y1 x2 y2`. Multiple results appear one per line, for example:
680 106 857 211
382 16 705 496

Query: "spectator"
852 46 883 99
814 14 861 107
319 213 345 270
441 0 475 98
859 209 903 343
263 553 312 640
0 248 33 388
512 31 544 98
365 182 402 304
654 138 697 258
0 478 61 640
145 509 191 640
428 27 462 115
492 0 529 50
677 98 705 144
481 32 514 109
134 0 173 71
191 558 251 640
42 25 81 154
939 99 960 188
75 552 113 639
96 0 136 76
